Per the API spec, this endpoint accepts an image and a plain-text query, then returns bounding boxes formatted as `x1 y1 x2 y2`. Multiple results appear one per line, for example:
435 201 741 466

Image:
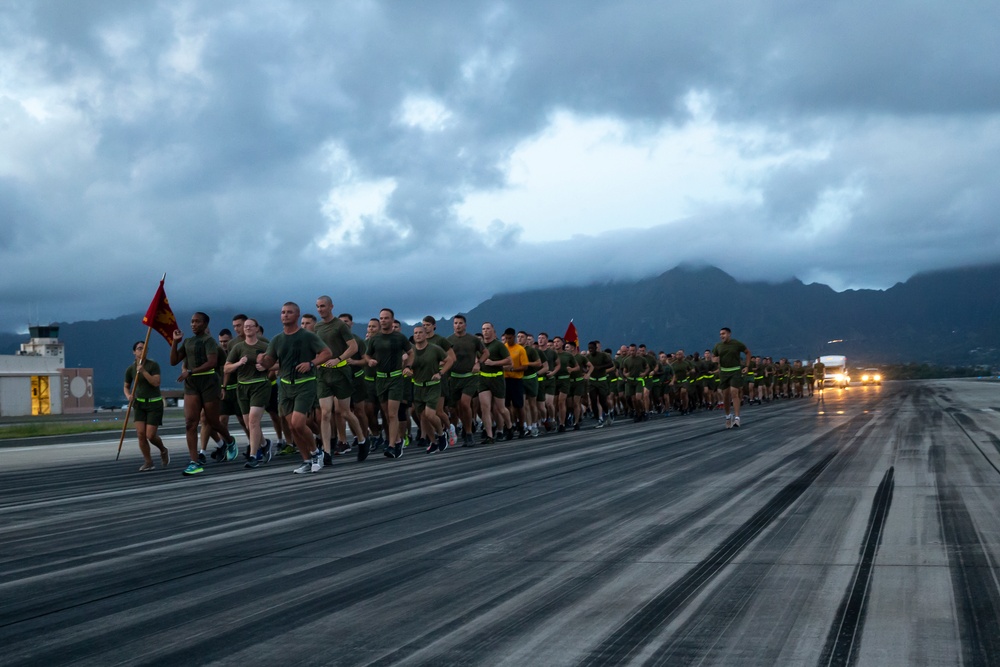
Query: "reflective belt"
557 375 569 380
280 376 317 385
190 370 215 377
321 359 348 369
376 370 403 378
225 384 238 390
592 376 607 381
480 371 503 378
450 372 473 378
238 378 268 385
354 369 365 378
134 396 163 403
522 373 537 380
720 366 741 373
413 380 440 387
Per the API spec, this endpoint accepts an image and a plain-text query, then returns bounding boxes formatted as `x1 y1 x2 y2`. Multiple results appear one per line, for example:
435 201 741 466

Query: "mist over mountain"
3 263 997 405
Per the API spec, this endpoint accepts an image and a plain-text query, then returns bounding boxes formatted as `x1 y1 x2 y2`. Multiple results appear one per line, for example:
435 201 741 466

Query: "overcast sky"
2 1 998 333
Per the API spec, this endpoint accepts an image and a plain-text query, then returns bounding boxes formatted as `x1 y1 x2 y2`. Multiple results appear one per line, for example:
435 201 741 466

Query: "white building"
0 325 94 416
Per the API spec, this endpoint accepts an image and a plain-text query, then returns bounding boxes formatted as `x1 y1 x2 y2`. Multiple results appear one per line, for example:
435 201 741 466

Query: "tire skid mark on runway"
818 466 895 667
5 492 618 664
377 434 833 667
0 422 743 630
581 451 838 666
632 403 888 667
930 444 1000 667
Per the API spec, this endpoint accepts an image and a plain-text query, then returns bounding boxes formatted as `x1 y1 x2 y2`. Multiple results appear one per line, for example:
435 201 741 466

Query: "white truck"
818 355 850 388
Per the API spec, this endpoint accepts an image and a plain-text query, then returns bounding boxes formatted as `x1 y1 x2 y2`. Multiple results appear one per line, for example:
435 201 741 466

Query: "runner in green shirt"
124 340 169 472
258 302 332 473
712 327 751 429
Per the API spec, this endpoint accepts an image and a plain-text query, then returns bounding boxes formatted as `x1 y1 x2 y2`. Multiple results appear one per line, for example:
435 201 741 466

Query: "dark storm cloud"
0 0 997 332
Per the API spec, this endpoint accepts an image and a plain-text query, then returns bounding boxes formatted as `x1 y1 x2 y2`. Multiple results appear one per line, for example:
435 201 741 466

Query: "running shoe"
160 449 170 467
482 436 496 445
448 427 457 447
438 434 449 452
733 416 741 428
226 438 239 461
393 442 403 459
183 461 204 476
244 458 260 469
725 414 733 429
462 433 474 448
293 462 311 474
504 427 514 441
383 444 394 458
595 418 605 428
138 462 154 472
210 445 226 462
310 449 323 472
323 451 333 467
262 439 273 463
426 438 439 453
198 451 207 465
357 439 370 462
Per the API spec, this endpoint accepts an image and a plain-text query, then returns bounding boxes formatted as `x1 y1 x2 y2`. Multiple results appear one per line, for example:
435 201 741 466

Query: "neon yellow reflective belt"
376 370 403 378
135 396 163 403
280 376 317 385
190 370 215 377
238 378 268 385
480 371 503 378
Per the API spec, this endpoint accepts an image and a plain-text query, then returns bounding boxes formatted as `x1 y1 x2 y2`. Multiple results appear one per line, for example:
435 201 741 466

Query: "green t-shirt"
265 329 328 381
447 333 485 374
588 351 613 377
542 348 559 375
483 338 510 371
427 333 452 352
571 353 587 379
524 345 541 375
315 317 354 358
621 355 649 378
671 359 693 381
712 339 748 371
556 351 577 377
366 331 412 373
411 343 447 383
181 333 219 373
124 359 162 400
226 339 270 383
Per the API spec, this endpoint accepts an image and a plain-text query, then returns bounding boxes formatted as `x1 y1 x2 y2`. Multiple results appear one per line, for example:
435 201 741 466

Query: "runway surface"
2 380 999 666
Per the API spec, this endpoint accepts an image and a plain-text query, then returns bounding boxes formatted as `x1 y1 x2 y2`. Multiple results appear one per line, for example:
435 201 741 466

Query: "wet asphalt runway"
2 379 999 666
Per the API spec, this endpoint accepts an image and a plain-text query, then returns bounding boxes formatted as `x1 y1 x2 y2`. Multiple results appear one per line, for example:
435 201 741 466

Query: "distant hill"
2 263 997 404
464 263 1000 366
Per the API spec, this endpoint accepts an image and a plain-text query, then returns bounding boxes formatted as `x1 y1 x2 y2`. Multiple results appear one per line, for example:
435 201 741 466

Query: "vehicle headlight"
874 374 881 381
862 374 869 382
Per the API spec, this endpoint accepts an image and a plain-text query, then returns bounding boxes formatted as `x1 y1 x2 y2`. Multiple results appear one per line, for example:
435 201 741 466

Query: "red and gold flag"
142 279 178 344
563 320 579 348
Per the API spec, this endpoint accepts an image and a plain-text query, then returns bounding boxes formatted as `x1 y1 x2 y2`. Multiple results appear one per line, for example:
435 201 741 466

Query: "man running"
712 327 751 429
257 302 332 473
170 312 237 476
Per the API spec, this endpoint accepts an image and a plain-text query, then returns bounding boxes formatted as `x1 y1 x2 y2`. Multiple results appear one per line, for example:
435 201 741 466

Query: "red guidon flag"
142 279 178 344
563 320 579 348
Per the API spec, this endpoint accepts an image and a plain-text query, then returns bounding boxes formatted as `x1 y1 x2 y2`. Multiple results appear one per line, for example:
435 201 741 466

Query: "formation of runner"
124 299 826 475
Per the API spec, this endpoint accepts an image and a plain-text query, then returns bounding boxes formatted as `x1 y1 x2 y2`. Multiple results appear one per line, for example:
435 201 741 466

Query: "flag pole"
116 274 166 461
